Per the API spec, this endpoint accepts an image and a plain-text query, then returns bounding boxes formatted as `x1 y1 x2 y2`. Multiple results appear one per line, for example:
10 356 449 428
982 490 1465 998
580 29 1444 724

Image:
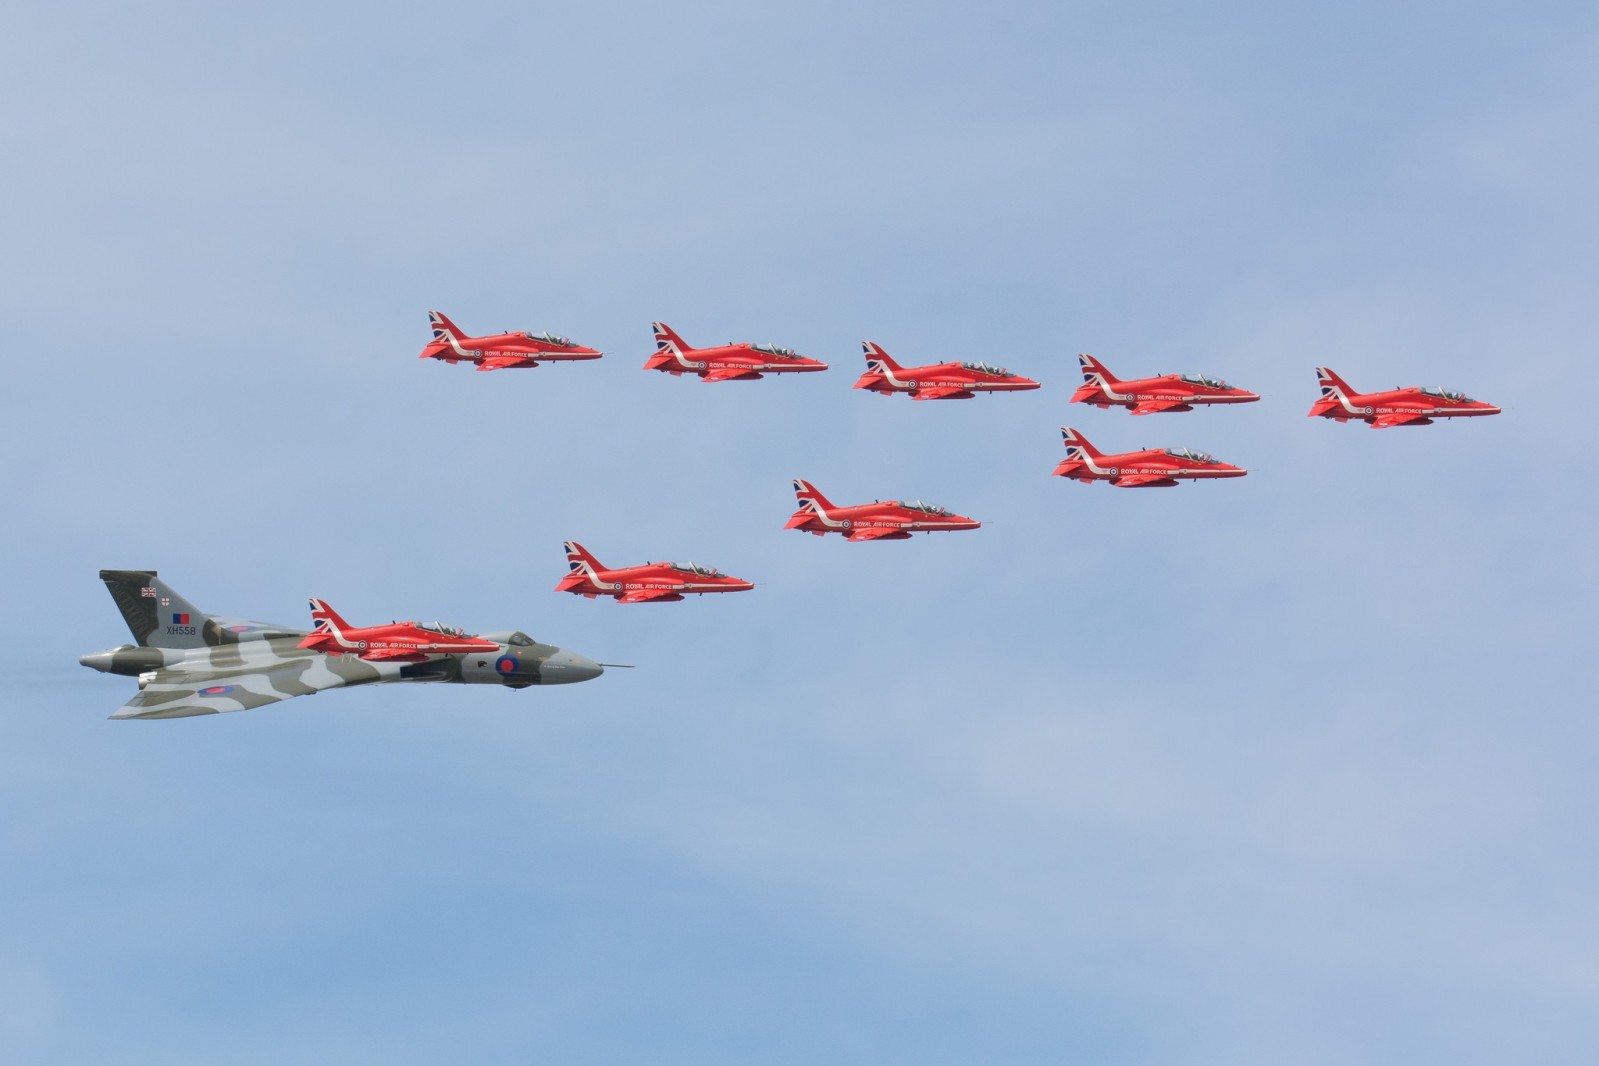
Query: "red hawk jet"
554 541 755 603
851 341 1041 400
784 480 981 540
1071 353 1258 414
297 599 504 661
419 310 602 370
1052 427 1247 488
1307 367 1502 428
643 322 828 382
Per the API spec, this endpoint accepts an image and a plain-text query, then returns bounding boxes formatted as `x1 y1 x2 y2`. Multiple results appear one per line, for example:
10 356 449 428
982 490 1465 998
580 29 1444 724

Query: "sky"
3 1 1597 1062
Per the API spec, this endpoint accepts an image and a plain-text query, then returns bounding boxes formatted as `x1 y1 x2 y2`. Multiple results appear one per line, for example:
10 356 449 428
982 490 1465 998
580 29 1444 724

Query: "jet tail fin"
1078 353 1121 386
1060 426 1105 460
652 322 692 355
428 310 467 342
791 479 835 512
861 341 904 373
1315 366 1358 399
98 570 216 649
563 540 606 577
306 597 355 636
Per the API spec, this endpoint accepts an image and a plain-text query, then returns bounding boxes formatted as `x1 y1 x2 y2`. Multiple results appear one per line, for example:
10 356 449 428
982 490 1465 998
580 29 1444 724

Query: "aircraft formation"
81 311 1500 718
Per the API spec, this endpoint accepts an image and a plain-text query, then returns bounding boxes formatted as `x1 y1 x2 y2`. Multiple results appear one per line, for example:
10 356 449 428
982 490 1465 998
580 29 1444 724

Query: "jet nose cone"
541 649 604 684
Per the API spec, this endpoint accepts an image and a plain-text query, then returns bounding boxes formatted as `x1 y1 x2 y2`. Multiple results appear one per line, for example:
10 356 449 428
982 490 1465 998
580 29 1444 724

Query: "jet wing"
109 655 362 720
1113 474 1178 487
1131 399 1192 415
846 527 912 541
619 589 685 603
1371 410 1433 428
703 367 763 382
476 356 534 371
358 648 429 662
912 388 975 401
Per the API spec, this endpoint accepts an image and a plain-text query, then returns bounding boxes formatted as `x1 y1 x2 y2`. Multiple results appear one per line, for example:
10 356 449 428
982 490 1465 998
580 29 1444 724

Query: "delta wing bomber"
80 570 607 719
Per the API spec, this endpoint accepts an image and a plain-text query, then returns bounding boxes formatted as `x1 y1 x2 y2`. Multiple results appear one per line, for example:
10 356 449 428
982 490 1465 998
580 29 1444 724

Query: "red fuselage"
420 311 602 371
785 483 980 541
555 542 753 603
1072 354 1259 414
299 619 502 662
1053 429 1247 488
645 322 827 382
1308 378 1501 428
853 349 1041 400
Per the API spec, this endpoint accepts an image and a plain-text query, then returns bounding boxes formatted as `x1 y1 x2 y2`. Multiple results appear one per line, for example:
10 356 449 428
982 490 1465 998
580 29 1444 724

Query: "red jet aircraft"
1307 367 1501 428
420 310 602 370
297 598 503 661
1071 353 1259 414
1052 427 1247 488
643 322 828 382
852 342 1041 400
555 541 755 603
784 480 980 540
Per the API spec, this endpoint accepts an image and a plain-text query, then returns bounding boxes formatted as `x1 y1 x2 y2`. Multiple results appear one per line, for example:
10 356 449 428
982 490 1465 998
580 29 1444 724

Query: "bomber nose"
541 649 604 684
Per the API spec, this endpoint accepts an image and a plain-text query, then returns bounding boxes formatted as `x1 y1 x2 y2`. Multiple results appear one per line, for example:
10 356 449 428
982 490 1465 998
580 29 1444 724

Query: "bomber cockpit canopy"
751 342 797 358
1164 447 1215 463
1420 386 1473 402
671 562 725 577
1179 373 1228 389
901 499 951 516
960 360 1013 377
524 330 572 346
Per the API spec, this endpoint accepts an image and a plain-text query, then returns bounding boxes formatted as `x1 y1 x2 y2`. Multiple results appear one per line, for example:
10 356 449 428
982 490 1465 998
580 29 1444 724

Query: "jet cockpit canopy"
1420 386 1472 402
1179 373 1228 389
417 621 468 637
524 330 572 346
960 360 1013 377
751 342 797 358
671 562 725 577
901 499 951 516
1164 447 1216 463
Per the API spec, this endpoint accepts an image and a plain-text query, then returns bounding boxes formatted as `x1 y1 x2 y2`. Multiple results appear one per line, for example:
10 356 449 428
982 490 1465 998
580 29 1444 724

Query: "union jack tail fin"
563 540 605 577
861 341 904 373
1060 427 1105 461
428 310 467 342
1078 353 1121 387
1315 366 1357 399
307 598 354 636
651 322 692 355
791 479 835 513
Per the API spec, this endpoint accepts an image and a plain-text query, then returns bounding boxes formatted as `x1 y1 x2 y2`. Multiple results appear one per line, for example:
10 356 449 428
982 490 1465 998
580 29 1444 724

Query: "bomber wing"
109 654 371 720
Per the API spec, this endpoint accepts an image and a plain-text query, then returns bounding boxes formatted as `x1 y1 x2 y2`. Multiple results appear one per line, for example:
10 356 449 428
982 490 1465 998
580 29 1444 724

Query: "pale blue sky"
3 2 1597 1062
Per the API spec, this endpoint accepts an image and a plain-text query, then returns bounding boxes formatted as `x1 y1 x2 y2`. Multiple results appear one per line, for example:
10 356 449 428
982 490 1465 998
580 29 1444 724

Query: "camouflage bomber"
80 570 606 719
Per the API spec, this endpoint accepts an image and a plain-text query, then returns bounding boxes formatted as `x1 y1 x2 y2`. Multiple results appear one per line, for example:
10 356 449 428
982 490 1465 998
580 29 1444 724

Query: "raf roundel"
198 685 236 697
495 654 519 676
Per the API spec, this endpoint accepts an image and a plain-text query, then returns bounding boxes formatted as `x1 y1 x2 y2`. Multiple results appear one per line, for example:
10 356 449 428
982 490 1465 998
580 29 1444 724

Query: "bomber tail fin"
1060 426 1105 461
98 570 216 649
